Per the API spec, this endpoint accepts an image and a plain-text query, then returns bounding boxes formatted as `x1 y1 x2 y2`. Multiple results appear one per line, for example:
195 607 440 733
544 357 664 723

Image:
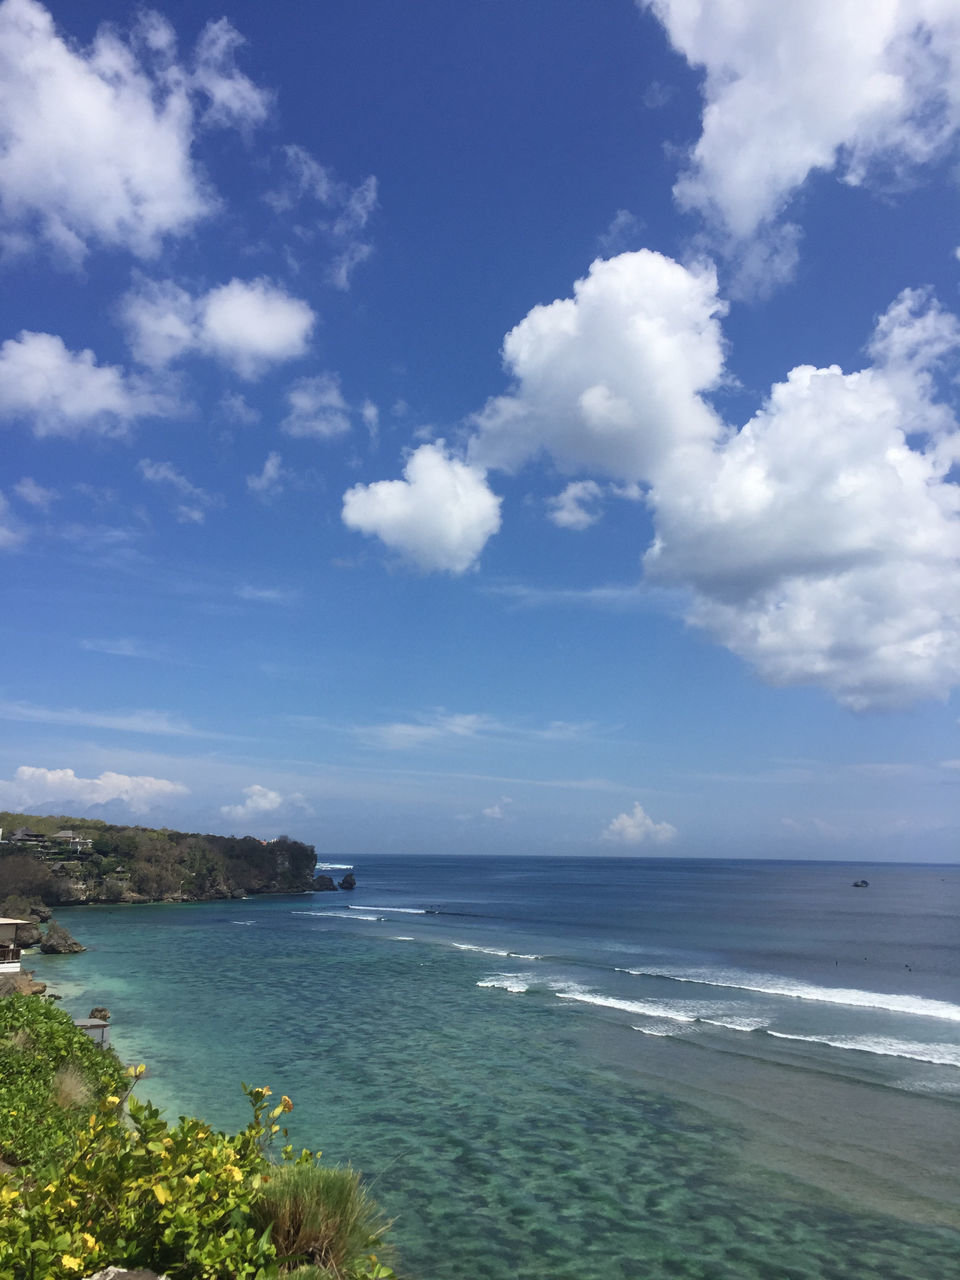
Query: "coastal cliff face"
0 815 318 907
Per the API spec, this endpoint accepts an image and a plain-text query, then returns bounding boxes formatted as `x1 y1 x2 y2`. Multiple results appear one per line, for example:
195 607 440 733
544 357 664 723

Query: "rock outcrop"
338 872 356 891
40 920 86 954
14 921 42 948
89 1006 111 1021
313 874 337 892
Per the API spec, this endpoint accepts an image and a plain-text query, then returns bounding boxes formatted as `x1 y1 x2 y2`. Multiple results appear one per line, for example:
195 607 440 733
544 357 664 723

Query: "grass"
252 1160 394 1278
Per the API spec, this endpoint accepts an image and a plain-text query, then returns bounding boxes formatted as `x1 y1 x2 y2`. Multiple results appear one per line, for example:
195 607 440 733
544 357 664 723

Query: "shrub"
251 1161 393 1279
0 995 126 1168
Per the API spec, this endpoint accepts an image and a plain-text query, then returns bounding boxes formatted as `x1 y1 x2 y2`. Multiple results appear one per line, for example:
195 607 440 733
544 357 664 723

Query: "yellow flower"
81 1232 97 1250
61 1256 82 1272
223 1164 243 1182
104 1095 120 1106
280 1095 293 1112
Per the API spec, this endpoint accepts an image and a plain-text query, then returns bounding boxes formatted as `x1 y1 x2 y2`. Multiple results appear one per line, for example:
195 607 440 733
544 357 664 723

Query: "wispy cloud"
0 699 219 738
487 582 682 611
138 459 222 525
235 584 299 604
353 709 599 751
80 637 164 660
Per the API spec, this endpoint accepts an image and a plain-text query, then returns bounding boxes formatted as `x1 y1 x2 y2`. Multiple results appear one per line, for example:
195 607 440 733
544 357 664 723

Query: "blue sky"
1 0 958 859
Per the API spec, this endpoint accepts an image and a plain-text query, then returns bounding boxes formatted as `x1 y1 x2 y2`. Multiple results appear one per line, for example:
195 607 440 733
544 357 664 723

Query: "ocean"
33 856 960 1280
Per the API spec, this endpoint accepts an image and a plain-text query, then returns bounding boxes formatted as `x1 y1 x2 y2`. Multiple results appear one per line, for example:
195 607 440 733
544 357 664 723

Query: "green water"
31 899 960 1280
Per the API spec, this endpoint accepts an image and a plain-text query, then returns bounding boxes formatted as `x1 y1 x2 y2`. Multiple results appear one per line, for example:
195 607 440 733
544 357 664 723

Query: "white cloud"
343 441 502 573
602 801 677 845
482 796 513 820
470 251 960 708
268 144 377 289
280 374 351 439
79 637 158 659
0 764 188 814
468 251 726 480
642 0 960 240
235 584 298 604
220 783 306 823
0 698 213 736
246 451 287 496
13 476 56 511
0 493 24 548
0 1 269 261
0 331 174 436
138 458 220 524
218 391 260 425
361 399 380 447
645 288 960 707
357 712 495 751
122 277 315 379
547 480 605 530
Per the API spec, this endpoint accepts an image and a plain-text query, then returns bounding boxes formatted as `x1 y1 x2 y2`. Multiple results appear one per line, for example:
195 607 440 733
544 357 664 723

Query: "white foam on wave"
477 973 533 993
231 921 256 926
292 910 383 922
316 863 353 870
619 967 960 1024
631 1025 676 1038
765 1030 960 1068
555 989 699 1022
698 1015 768 1032
350 904 426 914
450 942 541 959
392 935 415 942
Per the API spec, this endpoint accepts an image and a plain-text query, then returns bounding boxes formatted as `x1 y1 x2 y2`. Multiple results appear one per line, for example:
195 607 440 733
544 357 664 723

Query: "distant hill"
0 811 317 906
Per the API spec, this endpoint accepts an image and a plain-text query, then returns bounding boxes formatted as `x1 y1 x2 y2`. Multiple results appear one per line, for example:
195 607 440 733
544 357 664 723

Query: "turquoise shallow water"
30 858 960 1280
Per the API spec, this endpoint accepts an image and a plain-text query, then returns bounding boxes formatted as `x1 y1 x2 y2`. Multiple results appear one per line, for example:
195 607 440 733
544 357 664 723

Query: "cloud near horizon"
0 764 188 814
602 801 677 845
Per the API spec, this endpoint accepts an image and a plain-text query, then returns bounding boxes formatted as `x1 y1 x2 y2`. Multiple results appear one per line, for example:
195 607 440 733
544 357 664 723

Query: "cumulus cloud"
220 783 306 823
246 451 287 496
0 1 269 261
280 374 351 439
122 277 315 379
138 458 220 524
0 331 175 436
642 0 960 241
547 480 605 530
602 801 677 845
0 764 188 814
645 288 960 707
342 442 502 573
468 251 726 480
459 251 960 707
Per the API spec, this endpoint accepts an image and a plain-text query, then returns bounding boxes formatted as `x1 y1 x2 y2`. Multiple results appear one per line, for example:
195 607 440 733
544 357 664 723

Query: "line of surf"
348 904 426 914
618 967 960 1023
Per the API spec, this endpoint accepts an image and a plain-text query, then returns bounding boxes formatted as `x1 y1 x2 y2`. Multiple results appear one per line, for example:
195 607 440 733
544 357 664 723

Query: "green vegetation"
0 811 317 905
0 995 127 1167
0 998 397 1280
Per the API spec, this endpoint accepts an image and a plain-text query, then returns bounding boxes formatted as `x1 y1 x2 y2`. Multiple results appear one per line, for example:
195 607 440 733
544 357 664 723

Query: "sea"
32 856 960 1280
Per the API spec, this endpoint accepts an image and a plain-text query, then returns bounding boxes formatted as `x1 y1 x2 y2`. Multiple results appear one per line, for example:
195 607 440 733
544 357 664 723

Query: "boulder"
313 874 337 892
338 872 356 891
0 970 46 997
89 1006 111 1021
40 920 86 954
14 921 42 948
852 879 870 888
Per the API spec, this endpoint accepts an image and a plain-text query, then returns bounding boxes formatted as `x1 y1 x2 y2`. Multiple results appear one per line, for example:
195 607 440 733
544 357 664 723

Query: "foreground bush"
0 995 127 1168
0 1023 398 1280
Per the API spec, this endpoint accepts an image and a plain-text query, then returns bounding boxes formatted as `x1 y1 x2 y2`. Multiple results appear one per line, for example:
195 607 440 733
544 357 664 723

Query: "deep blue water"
34 857 960 1280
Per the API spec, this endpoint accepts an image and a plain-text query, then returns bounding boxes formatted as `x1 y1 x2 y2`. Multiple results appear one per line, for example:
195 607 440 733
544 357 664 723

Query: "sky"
1 0 959 860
